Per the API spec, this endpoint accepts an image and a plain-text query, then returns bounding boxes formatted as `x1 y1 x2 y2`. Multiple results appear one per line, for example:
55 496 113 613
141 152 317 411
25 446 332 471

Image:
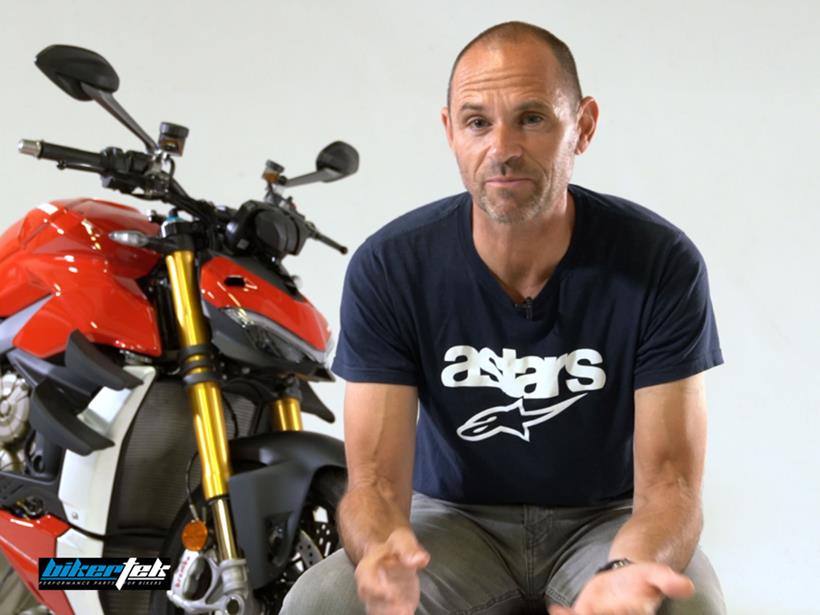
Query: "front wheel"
149 466 346 614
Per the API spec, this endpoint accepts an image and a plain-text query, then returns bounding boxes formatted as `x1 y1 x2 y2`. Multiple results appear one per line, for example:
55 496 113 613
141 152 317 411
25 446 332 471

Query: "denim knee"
280 550 364 615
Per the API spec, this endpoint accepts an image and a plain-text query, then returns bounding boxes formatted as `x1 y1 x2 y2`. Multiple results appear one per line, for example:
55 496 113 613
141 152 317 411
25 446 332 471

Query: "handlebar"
18 138 204 215
19 139 105 169
18 139 156 178
18 138 347 259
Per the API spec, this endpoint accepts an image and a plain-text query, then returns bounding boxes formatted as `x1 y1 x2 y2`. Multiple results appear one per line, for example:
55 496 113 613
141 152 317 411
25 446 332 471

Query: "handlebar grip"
18 139 104 168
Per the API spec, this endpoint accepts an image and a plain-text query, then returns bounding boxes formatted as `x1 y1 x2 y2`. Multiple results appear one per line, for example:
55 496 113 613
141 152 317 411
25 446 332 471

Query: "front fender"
228 431 346 589
230 430 345 469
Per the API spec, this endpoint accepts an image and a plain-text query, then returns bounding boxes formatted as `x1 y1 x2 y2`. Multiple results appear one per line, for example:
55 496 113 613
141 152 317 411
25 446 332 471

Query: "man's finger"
398 548 430 569
547 605 576 615
648 566 695 599
387 528 431 569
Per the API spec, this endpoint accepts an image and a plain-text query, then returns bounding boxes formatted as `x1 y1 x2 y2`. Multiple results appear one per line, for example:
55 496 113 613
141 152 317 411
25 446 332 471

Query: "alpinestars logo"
440 346 606 442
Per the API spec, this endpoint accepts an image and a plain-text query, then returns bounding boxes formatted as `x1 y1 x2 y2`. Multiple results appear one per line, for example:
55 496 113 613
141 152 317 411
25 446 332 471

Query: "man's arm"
337 382 430 615
338 381 419 562
551 374 706 614
609 372 707 569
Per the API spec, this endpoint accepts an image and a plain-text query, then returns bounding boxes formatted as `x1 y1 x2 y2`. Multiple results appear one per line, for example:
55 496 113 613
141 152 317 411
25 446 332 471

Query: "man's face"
443 39 589 224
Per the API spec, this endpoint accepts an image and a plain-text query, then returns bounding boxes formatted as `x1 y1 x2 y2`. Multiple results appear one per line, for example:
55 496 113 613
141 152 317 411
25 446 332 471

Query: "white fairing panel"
57 530 104 615
58 366 157 535
56 529 105 615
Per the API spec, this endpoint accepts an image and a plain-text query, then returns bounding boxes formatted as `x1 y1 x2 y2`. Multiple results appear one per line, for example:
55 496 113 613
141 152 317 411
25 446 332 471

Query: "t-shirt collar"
456 184 584 319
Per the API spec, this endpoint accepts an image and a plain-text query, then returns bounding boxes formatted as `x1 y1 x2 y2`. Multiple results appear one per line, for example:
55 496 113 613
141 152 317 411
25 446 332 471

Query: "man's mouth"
485 176 531 186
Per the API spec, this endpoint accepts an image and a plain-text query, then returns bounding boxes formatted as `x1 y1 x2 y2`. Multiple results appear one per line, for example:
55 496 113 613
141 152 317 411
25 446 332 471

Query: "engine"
0 370 30 473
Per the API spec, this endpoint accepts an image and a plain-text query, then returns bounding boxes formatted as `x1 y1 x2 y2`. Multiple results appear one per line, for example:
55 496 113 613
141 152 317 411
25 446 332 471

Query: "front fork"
166 248 239 561
165 244 304 612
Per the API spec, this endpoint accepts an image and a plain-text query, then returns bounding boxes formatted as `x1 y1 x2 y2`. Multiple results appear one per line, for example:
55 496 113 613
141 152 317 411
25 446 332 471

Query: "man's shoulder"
362 192 467 253
573 184 685 240
573 184 705 270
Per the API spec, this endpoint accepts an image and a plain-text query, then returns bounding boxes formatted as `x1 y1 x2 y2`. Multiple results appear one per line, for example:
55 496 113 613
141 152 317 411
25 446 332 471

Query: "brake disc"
292 529 324 570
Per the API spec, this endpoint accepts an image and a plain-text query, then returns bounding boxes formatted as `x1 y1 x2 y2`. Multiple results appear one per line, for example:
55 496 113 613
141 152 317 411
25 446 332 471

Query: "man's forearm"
609 484 702 572
337 482 413 564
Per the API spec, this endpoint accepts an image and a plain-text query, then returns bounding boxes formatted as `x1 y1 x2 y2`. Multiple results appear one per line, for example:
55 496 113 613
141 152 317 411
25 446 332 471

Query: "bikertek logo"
440 346 606 442
39 557 172 591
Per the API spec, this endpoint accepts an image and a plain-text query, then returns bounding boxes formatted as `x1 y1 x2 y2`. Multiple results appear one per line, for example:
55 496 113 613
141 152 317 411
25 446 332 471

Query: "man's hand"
547 563 694 615
354 527 431 615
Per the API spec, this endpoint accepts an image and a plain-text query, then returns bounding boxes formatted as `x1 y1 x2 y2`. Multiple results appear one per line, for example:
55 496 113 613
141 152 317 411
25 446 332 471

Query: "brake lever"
318 235 348 254
308 224 347 254
56 162 105 174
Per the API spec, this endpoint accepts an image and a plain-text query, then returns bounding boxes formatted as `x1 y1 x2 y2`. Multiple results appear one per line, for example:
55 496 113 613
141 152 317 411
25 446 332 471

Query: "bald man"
282 21 726 615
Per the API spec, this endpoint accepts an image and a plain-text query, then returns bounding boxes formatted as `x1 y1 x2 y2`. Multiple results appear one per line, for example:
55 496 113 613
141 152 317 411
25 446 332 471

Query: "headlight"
223 308 331 365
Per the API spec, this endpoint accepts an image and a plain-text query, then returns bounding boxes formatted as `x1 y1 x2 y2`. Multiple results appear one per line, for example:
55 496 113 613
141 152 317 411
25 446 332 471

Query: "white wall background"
1 1 818 613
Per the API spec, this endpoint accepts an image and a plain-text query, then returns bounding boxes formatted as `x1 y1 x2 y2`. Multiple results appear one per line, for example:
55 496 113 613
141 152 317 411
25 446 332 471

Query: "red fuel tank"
0 198 162 358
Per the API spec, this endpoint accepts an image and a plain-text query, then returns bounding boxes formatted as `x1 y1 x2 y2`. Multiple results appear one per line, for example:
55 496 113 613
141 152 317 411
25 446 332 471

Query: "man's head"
442 22 598 224
446 22 582 110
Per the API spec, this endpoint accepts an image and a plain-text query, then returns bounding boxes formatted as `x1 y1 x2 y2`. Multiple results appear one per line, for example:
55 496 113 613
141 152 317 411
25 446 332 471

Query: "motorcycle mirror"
316 141 359 180
35 45 119 101
35 44 159 152
282 141 359 188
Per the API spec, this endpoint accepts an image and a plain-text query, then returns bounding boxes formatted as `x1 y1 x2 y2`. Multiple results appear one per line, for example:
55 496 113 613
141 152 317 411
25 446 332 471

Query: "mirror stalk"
280 141 359 187
81 84 159 152
282 168 343 188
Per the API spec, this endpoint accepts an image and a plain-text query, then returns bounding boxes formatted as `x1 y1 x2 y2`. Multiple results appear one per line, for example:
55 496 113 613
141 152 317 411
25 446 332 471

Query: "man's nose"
487 123 523 166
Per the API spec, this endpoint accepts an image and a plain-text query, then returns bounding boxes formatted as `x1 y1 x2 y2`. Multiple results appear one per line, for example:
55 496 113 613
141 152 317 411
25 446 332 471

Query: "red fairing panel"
0 199 162 357
201 255 331 351
0 512 73 615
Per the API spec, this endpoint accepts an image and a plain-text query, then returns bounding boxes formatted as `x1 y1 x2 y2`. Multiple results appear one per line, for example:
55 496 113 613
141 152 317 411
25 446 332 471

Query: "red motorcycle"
0 45 353 614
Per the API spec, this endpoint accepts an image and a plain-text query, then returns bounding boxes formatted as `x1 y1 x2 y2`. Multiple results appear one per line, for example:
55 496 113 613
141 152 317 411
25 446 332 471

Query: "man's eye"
522 114 544 125
467 118 489 129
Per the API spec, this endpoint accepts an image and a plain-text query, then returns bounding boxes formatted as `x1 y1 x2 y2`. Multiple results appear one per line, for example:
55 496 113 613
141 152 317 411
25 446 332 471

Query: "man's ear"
575 96 599 155
441 106 454 149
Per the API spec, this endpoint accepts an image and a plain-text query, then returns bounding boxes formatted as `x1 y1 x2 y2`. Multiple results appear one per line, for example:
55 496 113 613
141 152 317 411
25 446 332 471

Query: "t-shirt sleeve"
633 233 723 389
331 242 418 385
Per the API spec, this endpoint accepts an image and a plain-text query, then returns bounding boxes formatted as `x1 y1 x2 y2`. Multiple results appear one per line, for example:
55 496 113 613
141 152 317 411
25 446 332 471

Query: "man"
282 21 726 615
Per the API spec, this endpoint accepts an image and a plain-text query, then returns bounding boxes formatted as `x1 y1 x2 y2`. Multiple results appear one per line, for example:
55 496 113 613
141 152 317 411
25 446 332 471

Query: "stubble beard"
469 154 574 225
475 184 549 225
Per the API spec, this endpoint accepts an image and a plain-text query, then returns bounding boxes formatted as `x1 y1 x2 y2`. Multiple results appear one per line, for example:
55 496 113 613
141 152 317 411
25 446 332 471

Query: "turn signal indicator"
181 519 209 552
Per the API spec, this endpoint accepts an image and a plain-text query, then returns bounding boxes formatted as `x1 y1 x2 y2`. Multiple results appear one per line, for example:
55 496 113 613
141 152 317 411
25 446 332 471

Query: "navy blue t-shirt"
332 184 723 506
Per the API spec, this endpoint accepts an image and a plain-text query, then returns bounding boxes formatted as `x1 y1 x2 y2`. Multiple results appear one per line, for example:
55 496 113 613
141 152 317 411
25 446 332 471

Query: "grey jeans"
281 493 726 614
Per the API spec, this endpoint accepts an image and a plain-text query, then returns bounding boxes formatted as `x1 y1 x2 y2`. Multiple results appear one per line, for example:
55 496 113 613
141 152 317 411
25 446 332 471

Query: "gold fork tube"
271 397 304 431
211 498 239 562
187 381 233 498
166 249 238 560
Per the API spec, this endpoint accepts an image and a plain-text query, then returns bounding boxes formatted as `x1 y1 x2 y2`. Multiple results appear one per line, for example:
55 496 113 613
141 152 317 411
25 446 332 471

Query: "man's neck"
472 190 575 304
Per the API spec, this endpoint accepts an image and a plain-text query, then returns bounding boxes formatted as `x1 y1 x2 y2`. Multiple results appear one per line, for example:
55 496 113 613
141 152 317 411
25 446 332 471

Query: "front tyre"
149 467 346 614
